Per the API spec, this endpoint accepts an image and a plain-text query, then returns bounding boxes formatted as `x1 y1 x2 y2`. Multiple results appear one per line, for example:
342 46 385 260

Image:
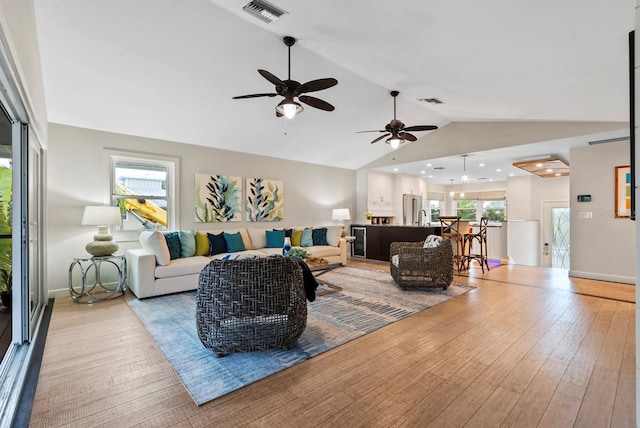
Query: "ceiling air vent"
242 0 288 23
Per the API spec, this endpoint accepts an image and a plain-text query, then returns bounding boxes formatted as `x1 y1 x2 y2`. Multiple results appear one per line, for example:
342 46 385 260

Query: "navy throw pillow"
273 228 293 238
164 232 182 260
207 232 228 255
312 227 328 246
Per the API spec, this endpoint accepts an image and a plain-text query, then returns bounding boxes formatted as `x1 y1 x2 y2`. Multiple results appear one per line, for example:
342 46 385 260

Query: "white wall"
46 123 356 294
569 141 635 283
0 0 48 144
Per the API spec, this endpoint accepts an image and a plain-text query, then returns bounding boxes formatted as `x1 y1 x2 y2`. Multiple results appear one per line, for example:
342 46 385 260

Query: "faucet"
417 209 427 226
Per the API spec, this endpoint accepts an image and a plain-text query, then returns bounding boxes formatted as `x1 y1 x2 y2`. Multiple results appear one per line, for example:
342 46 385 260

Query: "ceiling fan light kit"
233 36 337 119
358 90 438 149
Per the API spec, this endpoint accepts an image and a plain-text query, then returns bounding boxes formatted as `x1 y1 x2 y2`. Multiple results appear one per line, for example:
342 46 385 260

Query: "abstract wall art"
245 177 284 222
195 174 242 222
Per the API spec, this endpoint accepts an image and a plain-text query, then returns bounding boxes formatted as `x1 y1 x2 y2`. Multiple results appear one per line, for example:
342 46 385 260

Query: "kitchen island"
351 224 441 262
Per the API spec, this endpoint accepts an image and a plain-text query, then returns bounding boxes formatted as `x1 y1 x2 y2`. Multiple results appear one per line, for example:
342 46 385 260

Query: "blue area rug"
126 266 474 405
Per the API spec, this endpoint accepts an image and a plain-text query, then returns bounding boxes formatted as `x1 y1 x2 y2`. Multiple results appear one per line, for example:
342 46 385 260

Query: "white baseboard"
568 270 636 285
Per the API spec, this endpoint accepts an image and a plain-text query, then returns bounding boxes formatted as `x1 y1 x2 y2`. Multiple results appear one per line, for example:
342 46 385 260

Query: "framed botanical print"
615 165 631 218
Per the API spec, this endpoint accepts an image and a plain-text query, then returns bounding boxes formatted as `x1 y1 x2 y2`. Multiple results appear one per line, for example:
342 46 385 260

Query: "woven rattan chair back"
196 257 307 357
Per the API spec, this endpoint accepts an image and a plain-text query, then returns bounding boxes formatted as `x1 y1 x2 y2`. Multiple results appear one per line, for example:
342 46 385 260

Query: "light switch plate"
579 211 593 219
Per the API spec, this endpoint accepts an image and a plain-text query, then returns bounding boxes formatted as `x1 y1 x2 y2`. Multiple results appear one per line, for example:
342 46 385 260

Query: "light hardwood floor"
30 260 636 427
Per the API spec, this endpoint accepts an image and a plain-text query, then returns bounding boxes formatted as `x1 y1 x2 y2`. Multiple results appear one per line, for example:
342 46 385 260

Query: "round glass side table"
68 254 127 303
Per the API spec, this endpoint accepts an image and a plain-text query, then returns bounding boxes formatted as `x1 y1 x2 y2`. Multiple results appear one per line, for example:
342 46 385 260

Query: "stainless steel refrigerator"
402 194 422 225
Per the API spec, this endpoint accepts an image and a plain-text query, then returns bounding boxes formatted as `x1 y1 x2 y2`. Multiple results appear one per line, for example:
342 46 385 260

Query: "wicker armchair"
196 257 307 357
390 237 454 290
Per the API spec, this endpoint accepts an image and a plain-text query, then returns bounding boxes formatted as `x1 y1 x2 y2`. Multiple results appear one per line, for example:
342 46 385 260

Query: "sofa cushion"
154 256 211 279
266 229 285 248
306 245 341 259
179 230 196 257
208 232 228 255
312 227 328 245
325 226 342 247
139 231 171 266
301 228 313 247
210 249 266 260
247 228 267 249
291 229 302 247
224 232 246 252
195 232 210 256
164 231 182 260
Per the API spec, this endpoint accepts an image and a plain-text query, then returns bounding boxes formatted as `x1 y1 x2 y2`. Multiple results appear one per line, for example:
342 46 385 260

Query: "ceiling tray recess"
512 157 570 178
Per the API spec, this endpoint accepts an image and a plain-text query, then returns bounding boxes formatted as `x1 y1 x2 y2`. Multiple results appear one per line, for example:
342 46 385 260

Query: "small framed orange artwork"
615 165 631 218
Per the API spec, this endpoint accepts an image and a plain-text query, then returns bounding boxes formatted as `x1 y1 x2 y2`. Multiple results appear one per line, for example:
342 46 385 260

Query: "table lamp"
81 206 122 257
331 208 351 226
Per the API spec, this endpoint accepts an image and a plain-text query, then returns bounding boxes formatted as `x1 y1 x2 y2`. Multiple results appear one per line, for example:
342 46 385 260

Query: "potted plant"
284 247 311 259
0 267 11 308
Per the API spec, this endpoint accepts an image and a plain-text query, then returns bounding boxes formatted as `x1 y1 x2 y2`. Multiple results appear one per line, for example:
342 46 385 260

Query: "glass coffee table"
304 259 343 296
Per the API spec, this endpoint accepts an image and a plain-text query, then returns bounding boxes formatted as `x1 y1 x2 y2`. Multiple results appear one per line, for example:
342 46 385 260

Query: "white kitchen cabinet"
367 172 393 215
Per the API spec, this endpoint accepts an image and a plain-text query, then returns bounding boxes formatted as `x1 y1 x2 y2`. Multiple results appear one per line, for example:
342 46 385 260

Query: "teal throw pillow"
265 229 285 248
312 227 328 245
164 232 182 260
301 228 313 247
223 232 246 253
179 230 196 257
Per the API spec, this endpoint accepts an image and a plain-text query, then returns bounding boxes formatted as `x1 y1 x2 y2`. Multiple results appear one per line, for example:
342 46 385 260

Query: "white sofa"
125 226 346 299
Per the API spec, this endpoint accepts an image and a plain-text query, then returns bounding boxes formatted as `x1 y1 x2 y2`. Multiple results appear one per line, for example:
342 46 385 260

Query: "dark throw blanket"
292 257 319 302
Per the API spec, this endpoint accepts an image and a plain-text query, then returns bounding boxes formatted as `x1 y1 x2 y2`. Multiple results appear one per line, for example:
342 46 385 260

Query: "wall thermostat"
577 194 591 202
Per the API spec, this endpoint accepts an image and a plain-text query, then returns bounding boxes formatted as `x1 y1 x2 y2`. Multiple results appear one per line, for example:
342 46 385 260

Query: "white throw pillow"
325 226 342 247
423 234 442 248
247 228 267 249
140 230 171 266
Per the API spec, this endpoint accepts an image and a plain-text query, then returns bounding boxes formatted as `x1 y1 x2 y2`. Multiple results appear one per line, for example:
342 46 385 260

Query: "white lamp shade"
81 206 122 226
331 208 351 221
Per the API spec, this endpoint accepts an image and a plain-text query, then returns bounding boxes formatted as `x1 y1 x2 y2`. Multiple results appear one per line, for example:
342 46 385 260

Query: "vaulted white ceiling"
33 0 632 183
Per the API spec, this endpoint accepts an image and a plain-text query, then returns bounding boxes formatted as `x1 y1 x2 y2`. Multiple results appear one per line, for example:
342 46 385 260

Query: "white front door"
542 201 570 268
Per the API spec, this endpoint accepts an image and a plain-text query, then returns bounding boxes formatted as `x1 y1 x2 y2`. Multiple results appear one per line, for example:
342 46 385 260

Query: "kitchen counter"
350 224 441 261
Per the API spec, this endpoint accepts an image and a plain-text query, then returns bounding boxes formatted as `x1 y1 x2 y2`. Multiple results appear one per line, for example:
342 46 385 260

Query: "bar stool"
439 216 465 273
463 217 490 273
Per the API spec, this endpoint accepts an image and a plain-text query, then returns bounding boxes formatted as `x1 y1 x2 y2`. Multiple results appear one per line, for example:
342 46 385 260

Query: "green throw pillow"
195 232 210 256
291 230 302 247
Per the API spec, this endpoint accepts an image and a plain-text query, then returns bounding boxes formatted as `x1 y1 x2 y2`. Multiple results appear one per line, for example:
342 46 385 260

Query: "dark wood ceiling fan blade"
232 93 278 99
357 130 386 133
371 134 390 144
258 69 286 87
298 78 338 93
403 125 438 132
298 95 335 111
400 132 417 141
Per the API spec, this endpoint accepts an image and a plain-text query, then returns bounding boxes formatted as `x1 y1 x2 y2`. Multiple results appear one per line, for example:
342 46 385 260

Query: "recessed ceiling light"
393 168 398 172
509 173 514 176
420 170 426 174
546 168 553 173
496 169 502 172
428 175 433 178
426 163 432 167
479 163 485 167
